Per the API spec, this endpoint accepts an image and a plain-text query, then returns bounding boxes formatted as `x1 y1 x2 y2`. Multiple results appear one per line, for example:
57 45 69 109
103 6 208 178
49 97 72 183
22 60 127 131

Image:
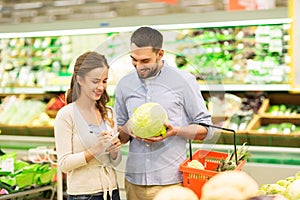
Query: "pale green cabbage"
129 102 168 138
259 171 300 200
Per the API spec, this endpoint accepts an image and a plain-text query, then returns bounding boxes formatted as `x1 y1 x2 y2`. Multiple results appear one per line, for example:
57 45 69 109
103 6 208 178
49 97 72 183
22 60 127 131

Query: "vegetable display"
259 171 300 200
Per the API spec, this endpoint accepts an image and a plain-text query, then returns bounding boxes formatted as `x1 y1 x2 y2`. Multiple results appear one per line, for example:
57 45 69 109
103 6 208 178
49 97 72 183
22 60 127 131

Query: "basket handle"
188 123 238 165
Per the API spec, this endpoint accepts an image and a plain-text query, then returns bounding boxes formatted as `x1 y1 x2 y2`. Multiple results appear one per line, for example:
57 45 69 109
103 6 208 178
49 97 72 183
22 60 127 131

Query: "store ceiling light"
54 0 85 7
14 2 43 10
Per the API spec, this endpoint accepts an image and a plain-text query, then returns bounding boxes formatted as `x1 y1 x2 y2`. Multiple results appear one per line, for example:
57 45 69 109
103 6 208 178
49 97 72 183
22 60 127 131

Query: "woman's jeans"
67 189 120 200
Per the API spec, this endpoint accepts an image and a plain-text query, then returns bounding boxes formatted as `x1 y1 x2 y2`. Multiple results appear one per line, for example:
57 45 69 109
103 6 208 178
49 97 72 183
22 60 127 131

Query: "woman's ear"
76 75 83 85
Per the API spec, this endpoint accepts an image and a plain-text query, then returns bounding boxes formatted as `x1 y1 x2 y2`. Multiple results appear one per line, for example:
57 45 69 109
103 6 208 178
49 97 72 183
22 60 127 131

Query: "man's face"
130 43 163 79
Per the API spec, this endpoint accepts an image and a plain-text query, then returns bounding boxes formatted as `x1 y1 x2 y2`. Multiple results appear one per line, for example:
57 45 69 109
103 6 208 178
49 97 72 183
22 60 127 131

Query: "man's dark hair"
130 26 163 52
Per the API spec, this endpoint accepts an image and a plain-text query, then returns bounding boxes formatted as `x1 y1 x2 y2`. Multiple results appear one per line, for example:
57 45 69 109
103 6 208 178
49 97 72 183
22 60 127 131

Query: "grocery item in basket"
217 142 250 172
187 160 205 170
129 102 168 138
201 171 259 200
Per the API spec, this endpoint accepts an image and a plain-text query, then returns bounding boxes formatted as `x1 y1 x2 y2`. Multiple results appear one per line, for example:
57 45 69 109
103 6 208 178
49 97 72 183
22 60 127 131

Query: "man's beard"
137 60 159 79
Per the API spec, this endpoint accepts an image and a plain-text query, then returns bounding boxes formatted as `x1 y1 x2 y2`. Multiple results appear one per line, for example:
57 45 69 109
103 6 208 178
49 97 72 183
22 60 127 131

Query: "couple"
54 26 212 200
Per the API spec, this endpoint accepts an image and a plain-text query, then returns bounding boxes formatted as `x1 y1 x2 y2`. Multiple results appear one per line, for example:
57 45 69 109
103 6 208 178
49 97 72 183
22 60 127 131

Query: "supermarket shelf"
198 84 291 92
0 87 45 94
0 185 55 200
0 135 55 150
0 84 292 95
0 86 68 94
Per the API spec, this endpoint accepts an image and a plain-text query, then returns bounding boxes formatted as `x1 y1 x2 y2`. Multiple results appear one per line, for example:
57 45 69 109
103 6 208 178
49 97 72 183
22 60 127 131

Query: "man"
114 26 212 200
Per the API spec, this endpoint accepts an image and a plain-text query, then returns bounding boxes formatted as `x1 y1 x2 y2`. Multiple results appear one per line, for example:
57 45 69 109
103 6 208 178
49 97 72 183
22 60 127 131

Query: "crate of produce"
247 115 300 147
220 112 255 145
26 126 54 137
179 149 246 199
0 125 28 136
258 94 300 118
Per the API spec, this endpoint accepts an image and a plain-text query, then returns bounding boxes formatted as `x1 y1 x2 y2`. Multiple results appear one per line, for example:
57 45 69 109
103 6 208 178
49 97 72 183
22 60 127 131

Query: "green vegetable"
259 171 300 199
217 142 250 172
129 102 168 138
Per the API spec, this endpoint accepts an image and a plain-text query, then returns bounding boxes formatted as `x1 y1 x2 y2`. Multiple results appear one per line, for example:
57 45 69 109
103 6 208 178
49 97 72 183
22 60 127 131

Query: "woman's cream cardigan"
54 103 121 198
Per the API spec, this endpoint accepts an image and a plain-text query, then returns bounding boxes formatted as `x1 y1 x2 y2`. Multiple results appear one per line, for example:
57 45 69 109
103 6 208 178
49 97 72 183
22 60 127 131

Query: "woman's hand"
106 135 121 160
85 132 111 162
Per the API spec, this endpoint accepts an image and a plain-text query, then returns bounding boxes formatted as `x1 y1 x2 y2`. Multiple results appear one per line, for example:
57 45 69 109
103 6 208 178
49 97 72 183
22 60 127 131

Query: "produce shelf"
0 185 55 200
0 135 55 150
198 84 291 92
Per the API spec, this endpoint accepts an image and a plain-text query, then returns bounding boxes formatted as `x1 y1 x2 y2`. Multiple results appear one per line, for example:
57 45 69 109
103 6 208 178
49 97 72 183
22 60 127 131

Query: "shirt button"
146 144 150 147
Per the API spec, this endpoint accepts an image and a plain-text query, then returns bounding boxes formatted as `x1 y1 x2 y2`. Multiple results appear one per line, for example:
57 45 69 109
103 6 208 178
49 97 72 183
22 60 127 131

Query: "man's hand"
138 122 179 143
118 122 136 144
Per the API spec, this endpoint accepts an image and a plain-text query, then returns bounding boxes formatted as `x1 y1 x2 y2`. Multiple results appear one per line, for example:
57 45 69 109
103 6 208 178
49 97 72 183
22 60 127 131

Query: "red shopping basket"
180 149 246 199
180 123 246 199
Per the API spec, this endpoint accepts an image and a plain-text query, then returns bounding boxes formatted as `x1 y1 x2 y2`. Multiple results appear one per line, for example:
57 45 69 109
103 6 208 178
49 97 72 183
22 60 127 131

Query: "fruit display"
45 93 66 118
129 102 168 138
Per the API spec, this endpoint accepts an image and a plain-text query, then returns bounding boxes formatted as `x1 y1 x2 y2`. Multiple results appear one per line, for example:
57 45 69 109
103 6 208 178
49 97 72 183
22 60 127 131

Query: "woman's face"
78 67 108 101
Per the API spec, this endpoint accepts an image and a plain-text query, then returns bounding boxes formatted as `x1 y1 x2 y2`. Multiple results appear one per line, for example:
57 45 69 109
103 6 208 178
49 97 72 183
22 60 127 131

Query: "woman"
54 51 122 200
